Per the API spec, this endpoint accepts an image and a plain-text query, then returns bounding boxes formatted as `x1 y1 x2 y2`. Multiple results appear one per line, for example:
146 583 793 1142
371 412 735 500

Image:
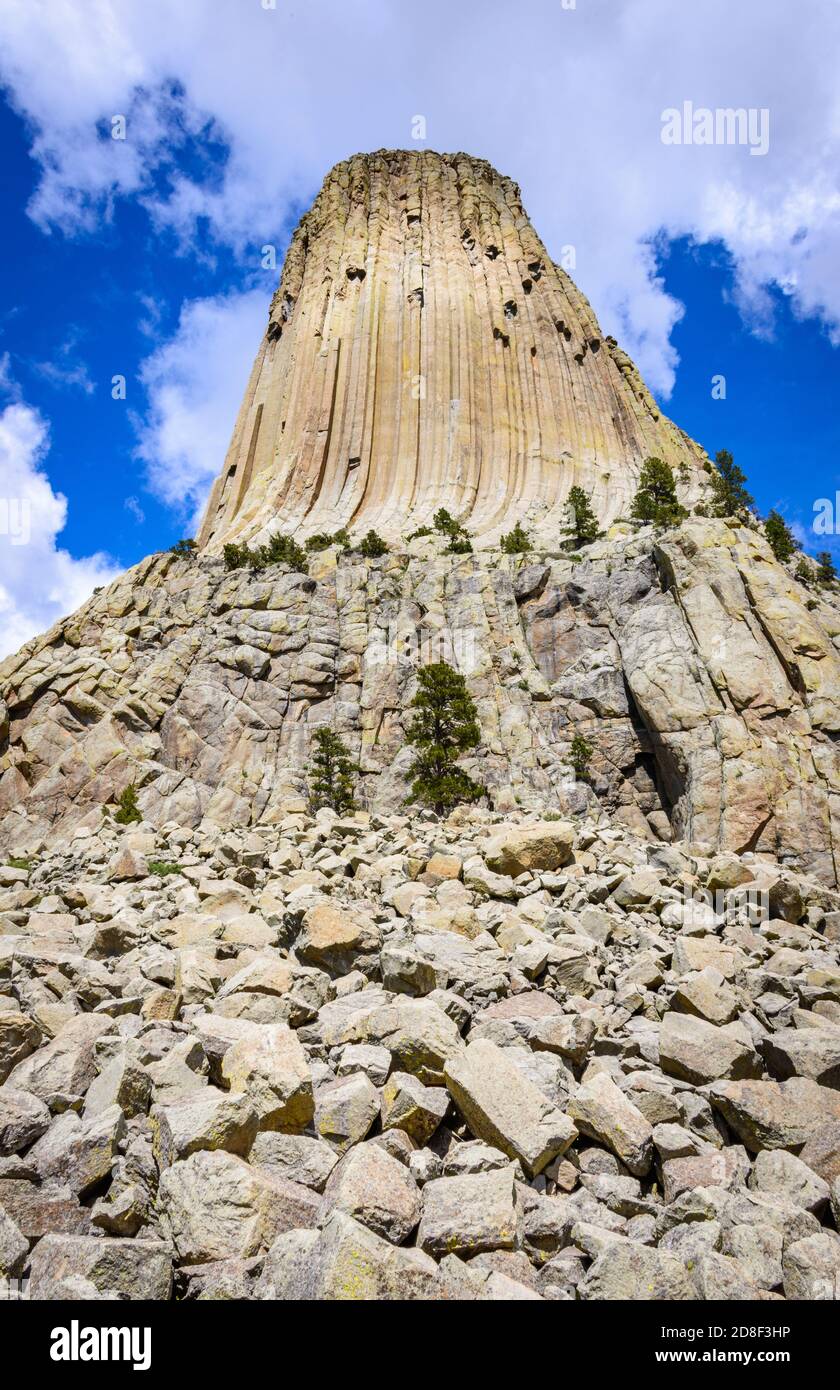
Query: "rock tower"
197 150 705 551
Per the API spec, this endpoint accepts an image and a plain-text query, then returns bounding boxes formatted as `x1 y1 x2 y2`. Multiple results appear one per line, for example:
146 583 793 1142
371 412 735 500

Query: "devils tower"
2 149 840 1309
1 151 839 884
198 151 706 552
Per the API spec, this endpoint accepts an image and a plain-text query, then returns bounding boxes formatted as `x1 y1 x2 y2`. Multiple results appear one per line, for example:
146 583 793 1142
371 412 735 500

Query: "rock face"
1 149 840 1304
2 517 839 883
196 150 706 553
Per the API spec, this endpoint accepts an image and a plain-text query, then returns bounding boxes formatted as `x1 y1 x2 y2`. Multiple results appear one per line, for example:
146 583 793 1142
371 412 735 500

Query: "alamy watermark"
365 624 479 673
661 102 770 157
0 498 30 545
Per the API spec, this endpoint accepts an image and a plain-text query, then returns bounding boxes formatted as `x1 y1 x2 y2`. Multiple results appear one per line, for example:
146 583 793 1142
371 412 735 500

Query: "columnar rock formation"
0 150 838 884
197 150 706 551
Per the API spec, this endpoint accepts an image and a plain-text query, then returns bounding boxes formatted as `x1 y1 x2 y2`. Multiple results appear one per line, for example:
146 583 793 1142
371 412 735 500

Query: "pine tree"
262 533 309 570
359 530 389 558
501 522 532 555
709 449 753 518
630 457 687 528
816 551 838 586
405 662 484 814
569 732 594 782
170 538 197 558
566 486 599 545
433 508 472 552
114 785 142 825
764 510 796 563
308 729 357 814
794 556 814 587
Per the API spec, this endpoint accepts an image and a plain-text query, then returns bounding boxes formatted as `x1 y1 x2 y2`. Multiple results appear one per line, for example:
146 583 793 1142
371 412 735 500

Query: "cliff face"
1 151 838 884
2 519 839 883
197 150 706 551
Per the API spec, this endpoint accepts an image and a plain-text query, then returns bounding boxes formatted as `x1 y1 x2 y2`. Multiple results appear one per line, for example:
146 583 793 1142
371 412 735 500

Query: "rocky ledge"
2 805 840 1301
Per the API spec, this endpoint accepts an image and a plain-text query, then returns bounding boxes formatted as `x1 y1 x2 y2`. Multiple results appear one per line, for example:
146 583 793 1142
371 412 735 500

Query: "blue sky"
0 0 838 655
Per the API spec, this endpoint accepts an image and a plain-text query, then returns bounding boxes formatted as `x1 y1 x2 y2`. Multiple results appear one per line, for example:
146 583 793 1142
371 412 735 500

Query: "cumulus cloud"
1 0 838 399
135 288 267 529
0 398 119 659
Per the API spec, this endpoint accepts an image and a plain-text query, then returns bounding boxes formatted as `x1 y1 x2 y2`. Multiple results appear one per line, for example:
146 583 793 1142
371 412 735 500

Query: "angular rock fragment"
445 1039 577 1177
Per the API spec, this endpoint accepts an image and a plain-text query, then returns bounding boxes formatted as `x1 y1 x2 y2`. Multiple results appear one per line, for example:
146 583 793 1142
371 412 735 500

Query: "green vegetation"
630 457 687 528
358 530 389 558
308 728 358 814
794 557 814 587
114 785 142 825
406 525 434 541
6 856 32 871
149 861 183 877
566 486 600 546
709 449 754 519
223 534 309 573
405 661 484 815
763 510 796 563
433 508 473 553
816 551 838 587
170 538 197 558
306 529 351 553
501 522 532 555
569 732 594 783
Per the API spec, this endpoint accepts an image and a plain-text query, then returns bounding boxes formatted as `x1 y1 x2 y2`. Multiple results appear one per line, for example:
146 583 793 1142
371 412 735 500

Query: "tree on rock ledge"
405 662 484 815
630 457 687 529
308 729 357 814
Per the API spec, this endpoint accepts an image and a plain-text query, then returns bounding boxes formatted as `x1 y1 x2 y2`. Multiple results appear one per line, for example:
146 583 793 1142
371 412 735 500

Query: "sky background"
0 0 839 657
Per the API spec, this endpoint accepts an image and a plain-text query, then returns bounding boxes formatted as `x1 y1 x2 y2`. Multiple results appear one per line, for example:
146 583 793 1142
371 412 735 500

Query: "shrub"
569 732 594 782
630 457 687 528
709 449 754 518
566 486 599 546
501 522 532 555
405 662 484 815
114 785 142 825
447 533 473 554
359 530 389 558
406 525 434 541
794 557 814 587
308 728 357 814
223 535 308 573
149 861 183 877
764 510 796 563
6 856 32 871
262 533 309 570
170 538 197 558
306 529 351 553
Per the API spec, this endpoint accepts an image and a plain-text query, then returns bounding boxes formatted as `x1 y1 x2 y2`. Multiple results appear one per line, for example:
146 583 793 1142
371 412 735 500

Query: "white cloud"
0 0 839 400
135 288 267 529
0 399 119 659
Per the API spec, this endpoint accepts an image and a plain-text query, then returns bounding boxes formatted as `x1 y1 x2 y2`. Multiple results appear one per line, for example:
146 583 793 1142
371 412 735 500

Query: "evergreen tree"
816 551 838 586
764 510 796 563
630 457 687 528
709 449 754 518
433 508 472 552
794 556 814 587
566 486 599 545
262 532 308 570
359 530 389 558
501 522 532 555
114 785 142 825
308 729 357 814
569 732 594 783
405 662 484 814
170 538 197 558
